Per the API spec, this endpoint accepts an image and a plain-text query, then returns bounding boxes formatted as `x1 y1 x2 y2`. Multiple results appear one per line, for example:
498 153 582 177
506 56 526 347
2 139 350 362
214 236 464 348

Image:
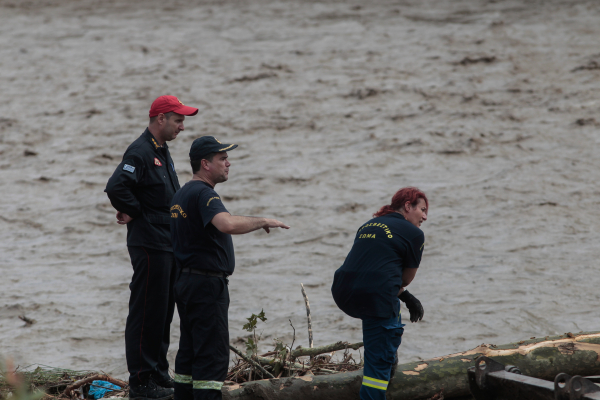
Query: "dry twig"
300 283 313 349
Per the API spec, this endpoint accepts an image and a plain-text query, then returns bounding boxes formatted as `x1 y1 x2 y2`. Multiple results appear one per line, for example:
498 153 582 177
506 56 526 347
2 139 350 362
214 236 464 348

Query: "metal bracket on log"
468 356 600 400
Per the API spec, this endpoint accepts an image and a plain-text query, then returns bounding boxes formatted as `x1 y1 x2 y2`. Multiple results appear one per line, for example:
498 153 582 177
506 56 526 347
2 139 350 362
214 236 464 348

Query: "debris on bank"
0 365 127 400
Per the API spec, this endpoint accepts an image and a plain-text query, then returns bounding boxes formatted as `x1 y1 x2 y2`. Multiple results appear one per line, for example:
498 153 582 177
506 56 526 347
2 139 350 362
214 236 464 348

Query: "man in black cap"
105 96 199 400
170 136 289 400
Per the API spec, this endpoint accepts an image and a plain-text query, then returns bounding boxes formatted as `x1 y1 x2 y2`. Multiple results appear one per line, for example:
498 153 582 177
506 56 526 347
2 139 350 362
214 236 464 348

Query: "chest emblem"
154 157 162 166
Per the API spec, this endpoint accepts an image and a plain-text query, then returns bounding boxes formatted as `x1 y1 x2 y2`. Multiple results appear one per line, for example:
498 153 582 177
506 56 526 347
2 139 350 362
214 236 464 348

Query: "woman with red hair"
331 187 428 400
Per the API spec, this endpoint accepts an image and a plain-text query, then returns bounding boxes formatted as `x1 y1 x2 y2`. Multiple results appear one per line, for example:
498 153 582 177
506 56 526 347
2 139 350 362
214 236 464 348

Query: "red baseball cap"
149 95 199 118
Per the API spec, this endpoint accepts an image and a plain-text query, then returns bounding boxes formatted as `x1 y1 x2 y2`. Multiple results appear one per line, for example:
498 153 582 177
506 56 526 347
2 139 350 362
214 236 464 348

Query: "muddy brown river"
1 0 599 380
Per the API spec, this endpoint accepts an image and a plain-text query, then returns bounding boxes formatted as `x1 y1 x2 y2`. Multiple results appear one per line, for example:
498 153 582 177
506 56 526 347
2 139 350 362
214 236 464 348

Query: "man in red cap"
105 96 199 400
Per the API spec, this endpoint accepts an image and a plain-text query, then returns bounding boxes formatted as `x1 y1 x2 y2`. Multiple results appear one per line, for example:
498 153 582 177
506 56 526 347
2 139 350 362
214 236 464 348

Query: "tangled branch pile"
226 341 364 383
225 284 364 384
0 365 127 400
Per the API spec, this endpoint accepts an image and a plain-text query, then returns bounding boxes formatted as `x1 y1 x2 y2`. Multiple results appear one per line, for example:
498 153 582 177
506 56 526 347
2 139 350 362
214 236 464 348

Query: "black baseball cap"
189 136 238 161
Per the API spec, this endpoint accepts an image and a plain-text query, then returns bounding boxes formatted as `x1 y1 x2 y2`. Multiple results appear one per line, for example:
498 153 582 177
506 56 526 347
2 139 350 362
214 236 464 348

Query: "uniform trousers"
173 272 230 400
360 310 405 400
126 246 177 387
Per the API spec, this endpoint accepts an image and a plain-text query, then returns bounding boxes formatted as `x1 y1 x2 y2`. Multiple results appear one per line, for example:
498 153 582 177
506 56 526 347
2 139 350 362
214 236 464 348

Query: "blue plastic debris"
88 380 121 399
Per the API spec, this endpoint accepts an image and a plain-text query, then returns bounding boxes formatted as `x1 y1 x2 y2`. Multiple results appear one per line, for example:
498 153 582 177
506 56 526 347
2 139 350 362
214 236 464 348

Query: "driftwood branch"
229 345 275 379
256 355 304 370
62 374 127 398
249 341 364 378
300 283 313 349
255 340 364 374
291 341 364 358
255 356 337 374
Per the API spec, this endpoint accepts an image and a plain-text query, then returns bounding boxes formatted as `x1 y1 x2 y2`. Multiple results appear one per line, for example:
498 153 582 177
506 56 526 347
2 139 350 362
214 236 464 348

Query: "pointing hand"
263 219 290 233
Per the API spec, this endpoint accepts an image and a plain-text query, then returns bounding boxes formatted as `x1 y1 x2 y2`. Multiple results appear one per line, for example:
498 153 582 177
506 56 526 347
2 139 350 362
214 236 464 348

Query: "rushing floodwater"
1 0 600 380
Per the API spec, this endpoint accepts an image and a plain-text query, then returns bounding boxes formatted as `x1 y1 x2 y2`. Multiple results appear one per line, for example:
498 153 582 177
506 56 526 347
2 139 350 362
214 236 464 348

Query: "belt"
181 268 229 278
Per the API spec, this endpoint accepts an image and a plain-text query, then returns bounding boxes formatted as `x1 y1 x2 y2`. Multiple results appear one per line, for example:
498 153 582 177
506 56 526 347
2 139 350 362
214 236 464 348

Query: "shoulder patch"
123 164 135 173
207 196 220 206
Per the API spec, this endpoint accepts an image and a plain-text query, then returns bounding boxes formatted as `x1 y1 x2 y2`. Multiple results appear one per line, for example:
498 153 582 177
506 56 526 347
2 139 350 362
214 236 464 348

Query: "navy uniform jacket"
331 213 424 319
170 180 235 275
105 129 180 251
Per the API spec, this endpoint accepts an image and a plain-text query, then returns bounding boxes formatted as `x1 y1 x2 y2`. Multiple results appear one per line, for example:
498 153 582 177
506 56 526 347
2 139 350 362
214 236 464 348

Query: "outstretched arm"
211 212 290 234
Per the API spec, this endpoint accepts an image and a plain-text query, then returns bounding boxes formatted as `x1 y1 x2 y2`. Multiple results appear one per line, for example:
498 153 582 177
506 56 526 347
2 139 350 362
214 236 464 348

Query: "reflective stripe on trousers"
362 375 388 391
173 373 223 391
174 373 193 384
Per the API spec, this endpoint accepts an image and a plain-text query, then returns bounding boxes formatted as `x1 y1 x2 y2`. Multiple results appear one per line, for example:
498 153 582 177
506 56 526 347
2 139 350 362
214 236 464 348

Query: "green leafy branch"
243 309 267 357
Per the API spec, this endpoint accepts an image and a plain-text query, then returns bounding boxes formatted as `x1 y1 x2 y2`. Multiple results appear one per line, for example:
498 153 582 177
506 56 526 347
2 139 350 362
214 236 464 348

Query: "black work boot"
152 373 175 389
129 379 174 400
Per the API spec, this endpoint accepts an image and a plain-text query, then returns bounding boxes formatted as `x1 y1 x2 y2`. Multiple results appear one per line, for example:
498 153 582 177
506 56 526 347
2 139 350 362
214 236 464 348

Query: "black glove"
398 290 424 323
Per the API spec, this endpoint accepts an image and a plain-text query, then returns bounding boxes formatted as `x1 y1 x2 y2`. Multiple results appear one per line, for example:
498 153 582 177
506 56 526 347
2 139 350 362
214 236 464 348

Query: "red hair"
373 187 428 218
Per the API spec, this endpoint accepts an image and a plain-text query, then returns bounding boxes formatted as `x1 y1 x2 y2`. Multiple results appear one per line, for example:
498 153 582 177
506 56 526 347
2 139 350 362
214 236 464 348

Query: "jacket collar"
143 128 168 151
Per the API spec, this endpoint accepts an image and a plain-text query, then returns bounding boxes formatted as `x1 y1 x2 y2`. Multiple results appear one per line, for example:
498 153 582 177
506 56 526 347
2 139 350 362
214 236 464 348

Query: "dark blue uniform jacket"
170 180 235 275
105 129 180 251
331 213 424 319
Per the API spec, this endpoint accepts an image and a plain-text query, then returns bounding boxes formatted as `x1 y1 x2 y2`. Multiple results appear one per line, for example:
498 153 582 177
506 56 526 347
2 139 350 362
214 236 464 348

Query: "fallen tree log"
290 341 364 358
223 331 600 400
387 331 600 400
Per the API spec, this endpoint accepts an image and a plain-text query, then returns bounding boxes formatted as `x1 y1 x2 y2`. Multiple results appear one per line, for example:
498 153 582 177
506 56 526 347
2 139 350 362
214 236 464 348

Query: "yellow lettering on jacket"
170 204 187 218
357 222 393 239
